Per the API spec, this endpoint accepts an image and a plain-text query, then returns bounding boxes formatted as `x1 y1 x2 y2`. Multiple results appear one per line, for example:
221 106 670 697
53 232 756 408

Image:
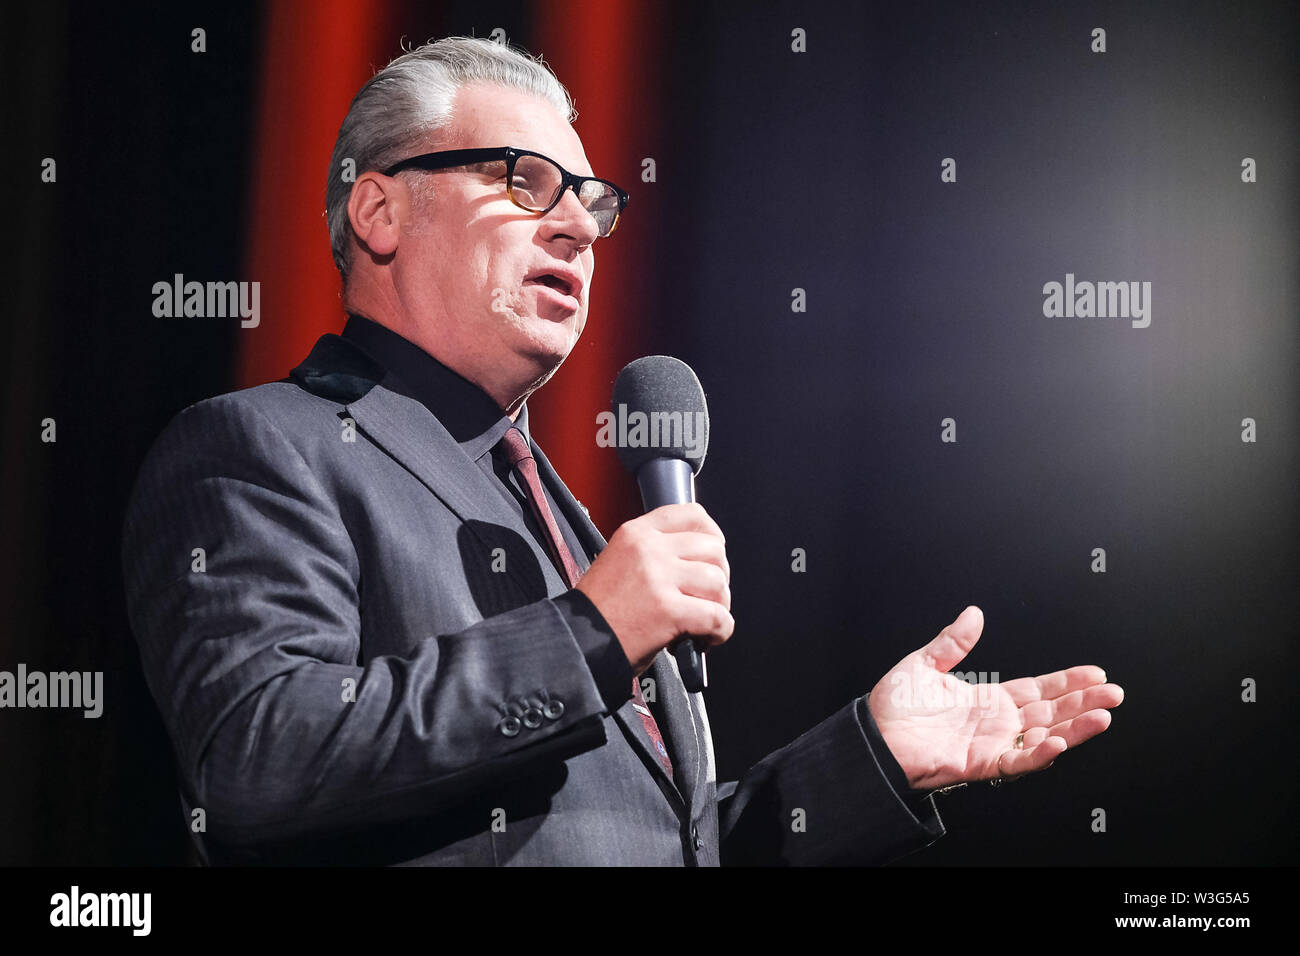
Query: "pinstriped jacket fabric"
121 332 945 865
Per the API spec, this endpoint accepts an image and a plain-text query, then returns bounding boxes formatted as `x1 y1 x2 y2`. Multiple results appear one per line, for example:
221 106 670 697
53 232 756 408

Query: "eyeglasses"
382 146 629 238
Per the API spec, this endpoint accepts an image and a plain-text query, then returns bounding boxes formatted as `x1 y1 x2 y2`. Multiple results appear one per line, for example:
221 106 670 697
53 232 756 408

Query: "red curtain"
237 0 399 388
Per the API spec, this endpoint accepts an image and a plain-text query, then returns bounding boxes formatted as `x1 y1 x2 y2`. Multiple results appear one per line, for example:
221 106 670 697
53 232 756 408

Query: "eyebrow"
463 159 507 174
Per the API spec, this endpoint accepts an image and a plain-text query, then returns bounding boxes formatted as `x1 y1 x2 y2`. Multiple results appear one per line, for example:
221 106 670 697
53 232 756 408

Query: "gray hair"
326 36 577 282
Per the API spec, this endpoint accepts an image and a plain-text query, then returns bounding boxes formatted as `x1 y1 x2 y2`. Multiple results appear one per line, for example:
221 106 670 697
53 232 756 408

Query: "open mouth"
532 274 572 295
525 268 581 301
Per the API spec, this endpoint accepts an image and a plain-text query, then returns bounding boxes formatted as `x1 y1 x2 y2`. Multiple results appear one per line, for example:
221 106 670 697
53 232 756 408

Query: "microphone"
611 356 711 692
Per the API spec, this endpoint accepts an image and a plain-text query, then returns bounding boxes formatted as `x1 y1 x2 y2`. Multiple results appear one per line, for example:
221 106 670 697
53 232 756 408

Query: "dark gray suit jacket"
121 333 944 865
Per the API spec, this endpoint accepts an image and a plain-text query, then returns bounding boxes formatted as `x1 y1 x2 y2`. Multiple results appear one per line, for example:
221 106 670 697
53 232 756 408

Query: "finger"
667 532 730 581
917 606 984 673
1005 712 1107 756
644 502 725 540
997 735 1067 778
1000 665 1109 707
1020 683 1124 728
1012 727 1052 750
673 594 734 646
675 560 730 608
1043 708 1114 750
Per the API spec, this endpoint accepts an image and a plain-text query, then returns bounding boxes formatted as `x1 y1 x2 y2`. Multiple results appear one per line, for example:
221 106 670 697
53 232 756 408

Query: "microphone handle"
637 459 708 692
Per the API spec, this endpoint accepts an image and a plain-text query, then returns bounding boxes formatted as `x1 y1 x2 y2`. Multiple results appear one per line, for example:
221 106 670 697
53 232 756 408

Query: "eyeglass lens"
512 154 620 235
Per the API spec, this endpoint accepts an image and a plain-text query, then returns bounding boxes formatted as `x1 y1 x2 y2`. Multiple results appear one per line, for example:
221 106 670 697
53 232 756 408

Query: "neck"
343 290 538 420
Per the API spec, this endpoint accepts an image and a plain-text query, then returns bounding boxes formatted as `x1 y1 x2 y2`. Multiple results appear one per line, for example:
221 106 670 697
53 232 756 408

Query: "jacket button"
522 707 544 729
692 824 703 851
499 716 521 737
543 699 565 720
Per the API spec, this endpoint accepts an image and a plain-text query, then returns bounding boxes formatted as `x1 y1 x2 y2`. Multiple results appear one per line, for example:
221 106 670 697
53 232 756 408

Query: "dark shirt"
338 313 925 803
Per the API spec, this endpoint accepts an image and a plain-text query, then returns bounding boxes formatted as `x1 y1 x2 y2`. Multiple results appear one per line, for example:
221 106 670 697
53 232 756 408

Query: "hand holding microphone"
575 356 723 691
575 502 732 681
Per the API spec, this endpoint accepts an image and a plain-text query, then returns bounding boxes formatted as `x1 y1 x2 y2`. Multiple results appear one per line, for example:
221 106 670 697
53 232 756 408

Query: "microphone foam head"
610 355 710 476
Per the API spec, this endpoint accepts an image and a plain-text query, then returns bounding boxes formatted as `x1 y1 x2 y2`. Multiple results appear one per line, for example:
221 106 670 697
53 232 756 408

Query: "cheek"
485 244 525 302
488 286 528 323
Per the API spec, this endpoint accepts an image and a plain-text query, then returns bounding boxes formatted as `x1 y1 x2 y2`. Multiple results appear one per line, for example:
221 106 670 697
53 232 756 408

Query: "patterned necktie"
497 426 674 780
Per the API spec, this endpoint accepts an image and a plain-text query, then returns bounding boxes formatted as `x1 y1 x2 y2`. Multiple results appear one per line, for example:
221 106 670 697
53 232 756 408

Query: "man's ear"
347 172 405 258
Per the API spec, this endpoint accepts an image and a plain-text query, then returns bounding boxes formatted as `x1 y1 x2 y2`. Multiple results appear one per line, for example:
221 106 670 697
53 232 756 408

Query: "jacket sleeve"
717 696 945 866
121 395 625 850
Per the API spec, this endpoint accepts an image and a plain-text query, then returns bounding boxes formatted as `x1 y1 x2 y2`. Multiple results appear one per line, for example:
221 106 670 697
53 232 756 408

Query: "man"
122 37 1123 865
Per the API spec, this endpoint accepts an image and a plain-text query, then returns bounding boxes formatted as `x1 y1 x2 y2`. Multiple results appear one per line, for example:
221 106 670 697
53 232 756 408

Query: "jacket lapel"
346 383 502 527
646 649 708 811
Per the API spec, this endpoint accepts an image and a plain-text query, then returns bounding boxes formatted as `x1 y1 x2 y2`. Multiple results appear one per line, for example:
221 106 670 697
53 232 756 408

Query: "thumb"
917 606 984 673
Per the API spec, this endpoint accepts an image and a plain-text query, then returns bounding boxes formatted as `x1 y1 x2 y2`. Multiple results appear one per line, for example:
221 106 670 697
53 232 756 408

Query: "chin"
497 310 582 385
529 342 572 376
527 315 582 359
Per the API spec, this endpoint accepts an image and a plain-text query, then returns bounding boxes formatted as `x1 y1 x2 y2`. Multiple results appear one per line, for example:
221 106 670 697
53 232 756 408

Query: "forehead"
439 82 592 177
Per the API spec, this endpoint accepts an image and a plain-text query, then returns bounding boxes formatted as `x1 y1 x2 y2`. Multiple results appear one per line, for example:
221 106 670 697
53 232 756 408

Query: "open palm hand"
867 607 1124 791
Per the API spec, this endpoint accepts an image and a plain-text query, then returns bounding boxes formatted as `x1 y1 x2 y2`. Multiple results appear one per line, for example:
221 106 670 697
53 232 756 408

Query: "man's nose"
540 185 600 247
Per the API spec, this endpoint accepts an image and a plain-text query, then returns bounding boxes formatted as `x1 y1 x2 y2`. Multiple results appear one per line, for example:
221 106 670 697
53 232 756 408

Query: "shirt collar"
341 313 528 461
